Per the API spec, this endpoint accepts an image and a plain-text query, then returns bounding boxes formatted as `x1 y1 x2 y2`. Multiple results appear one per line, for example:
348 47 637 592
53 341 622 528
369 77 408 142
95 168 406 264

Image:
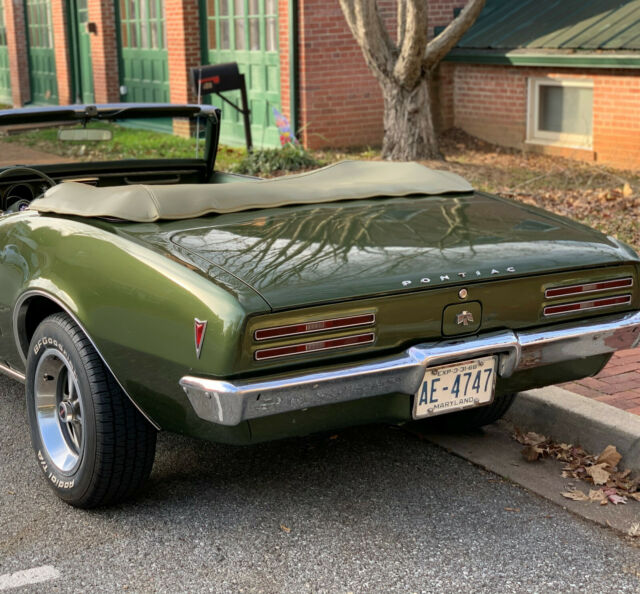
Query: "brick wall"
167 0 200 106
593 74 640 169
51 0 73 105
428 0 469 33
166 0 201 136
297 0 385 149
4 0 30 105
451 63 527 148
448 63 640 169
88 0 120 103
296 0 469 149
278 0 291 124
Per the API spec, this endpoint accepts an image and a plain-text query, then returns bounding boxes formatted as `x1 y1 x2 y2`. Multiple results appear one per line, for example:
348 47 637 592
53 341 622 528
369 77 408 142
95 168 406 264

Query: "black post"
239 74 253 153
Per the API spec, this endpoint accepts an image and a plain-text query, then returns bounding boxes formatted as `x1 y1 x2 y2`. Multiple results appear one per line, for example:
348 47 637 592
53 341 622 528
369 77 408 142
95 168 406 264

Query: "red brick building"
1 0 639 169
440 0 640 170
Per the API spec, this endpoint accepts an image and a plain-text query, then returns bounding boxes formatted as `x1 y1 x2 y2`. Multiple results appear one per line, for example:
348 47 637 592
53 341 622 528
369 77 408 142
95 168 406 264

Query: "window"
527 78 593 148
206 0 278 53
119 0 165 50
26 0 54 49
0 1 6 47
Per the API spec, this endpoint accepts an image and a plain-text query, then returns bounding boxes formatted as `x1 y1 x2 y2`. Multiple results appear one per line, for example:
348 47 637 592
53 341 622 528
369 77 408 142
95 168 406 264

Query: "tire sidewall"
26 317 97 504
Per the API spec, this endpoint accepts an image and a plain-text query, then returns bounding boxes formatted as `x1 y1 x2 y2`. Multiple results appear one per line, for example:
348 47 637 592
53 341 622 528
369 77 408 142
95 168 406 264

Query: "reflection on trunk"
175 197 526 290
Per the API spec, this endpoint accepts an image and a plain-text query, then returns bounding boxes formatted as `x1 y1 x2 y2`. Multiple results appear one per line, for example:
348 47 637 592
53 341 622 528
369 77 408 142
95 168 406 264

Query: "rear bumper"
180 311 640 427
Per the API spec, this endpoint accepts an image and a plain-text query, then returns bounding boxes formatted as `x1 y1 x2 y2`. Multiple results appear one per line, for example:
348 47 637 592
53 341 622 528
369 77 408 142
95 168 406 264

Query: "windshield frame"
0 103 221 178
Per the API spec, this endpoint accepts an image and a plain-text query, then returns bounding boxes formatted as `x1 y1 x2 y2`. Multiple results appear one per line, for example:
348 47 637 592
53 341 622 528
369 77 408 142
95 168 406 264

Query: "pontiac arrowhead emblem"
456 311 474 326
194 318 207 358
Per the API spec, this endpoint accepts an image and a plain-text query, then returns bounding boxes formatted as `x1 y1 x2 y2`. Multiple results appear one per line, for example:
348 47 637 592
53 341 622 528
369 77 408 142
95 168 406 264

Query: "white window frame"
526 77 594 149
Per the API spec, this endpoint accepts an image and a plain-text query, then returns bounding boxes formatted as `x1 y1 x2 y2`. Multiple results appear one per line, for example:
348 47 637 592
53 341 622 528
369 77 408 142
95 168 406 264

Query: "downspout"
287 0 298 138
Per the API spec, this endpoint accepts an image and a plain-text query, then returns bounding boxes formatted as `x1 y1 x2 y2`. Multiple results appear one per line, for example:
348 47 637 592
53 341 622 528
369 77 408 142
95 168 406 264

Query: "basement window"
527 78 593 148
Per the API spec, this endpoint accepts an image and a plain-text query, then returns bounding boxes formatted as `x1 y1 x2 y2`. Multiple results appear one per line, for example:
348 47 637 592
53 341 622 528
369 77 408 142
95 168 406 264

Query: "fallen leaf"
523 432 547 446
629 523 640 537
622 183 633 197
587 463 611 486
608 494 627 505
596 445 622 469
522 445 544 461
588 489 607 503
562 490 589 501
630 493 640 502
280 524 291 533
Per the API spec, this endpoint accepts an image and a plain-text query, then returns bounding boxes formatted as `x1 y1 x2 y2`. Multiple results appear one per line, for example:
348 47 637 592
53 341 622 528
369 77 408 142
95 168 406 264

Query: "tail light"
255 333 375 361
254 313 376 361
254 313 375 341
545 277 633 299
544 295 632 317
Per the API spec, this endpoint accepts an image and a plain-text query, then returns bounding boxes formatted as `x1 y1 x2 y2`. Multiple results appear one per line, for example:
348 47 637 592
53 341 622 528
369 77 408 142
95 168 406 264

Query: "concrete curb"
505 386 640 474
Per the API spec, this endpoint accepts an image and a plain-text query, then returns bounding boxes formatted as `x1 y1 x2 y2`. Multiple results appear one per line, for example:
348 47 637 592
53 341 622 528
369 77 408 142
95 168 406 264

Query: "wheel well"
16 296 64 360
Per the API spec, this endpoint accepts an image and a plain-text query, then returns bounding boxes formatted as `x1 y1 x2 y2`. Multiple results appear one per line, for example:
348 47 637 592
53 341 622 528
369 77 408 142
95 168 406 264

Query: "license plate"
413 356 497 419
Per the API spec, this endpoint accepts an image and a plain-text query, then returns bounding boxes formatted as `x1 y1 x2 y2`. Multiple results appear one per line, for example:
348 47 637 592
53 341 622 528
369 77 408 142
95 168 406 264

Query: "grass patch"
2 123 201 161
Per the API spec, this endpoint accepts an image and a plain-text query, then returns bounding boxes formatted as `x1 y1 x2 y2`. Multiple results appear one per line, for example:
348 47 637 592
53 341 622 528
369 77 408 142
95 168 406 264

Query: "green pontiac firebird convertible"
0 104 639 507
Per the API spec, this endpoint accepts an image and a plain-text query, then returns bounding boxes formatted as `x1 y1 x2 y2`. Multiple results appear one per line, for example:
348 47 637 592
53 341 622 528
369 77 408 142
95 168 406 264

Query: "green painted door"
72 0 94 103
0 1 11 104
118 0 169 104
202 0 281 147
25 0 58 104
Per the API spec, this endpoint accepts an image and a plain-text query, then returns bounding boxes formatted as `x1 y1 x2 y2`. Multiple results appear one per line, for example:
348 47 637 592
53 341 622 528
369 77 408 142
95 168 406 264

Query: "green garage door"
0 2 11 104
70 0 94 103
202 0 281 147
25 0 58 104
118 0 169 104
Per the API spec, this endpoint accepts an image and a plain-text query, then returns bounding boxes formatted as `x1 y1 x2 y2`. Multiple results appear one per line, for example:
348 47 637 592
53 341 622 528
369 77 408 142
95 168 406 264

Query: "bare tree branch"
393 0 429 88
396 0 407 47
338 0 396 80
424 0 485 69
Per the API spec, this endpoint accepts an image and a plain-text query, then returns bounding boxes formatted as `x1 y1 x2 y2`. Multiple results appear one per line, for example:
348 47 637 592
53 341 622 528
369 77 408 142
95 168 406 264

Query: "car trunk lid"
127 192 635 310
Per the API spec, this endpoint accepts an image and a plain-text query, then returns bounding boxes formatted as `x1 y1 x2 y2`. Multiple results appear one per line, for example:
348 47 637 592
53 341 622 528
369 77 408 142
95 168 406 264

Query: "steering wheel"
0 165 57 188
0 166 57 214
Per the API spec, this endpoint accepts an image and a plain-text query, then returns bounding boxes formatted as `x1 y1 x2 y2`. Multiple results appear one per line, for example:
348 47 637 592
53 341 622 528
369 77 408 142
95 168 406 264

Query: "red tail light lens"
545 277 633 299
544 295 631 317
254 333 375 360
254 313 375 341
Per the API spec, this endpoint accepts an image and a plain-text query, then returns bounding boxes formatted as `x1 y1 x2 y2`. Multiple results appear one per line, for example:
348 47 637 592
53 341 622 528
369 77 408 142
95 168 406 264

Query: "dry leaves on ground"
513 430 640 506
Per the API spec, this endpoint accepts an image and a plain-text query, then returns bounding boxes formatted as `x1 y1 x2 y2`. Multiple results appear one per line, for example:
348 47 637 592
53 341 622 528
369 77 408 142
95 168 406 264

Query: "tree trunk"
381 75 441 161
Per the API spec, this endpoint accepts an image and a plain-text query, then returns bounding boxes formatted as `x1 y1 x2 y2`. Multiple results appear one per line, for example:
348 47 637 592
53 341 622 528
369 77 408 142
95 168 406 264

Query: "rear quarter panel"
0 212 268 438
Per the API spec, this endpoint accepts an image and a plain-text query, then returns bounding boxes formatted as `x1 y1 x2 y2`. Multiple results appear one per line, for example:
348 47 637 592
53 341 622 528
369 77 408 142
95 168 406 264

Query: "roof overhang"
444 49 640 70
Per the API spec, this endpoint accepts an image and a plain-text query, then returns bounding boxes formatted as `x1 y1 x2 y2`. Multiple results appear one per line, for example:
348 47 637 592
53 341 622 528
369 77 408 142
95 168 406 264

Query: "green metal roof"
457 0 640 51
443 0 640 68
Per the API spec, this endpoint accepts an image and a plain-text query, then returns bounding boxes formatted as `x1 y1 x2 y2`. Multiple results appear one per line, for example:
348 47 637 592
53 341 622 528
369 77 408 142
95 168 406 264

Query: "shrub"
231 144 322 176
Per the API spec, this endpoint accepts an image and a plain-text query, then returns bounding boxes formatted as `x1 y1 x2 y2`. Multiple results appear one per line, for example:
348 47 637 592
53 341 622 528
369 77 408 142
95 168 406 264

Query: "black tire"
25 313 156 508
416 392 515 432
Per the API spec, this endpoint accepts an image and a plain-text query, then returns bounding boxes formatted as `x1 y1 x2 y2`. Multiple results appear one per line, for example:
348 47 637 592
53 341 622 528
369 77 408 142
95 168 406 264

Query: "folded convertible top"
31 160 474 223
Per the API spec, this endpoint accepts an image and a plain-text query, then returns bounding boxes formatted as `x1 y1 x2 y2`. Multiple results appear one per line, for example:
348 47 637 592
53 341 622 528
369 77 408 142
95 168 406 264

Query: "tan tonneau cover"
32 161 473 223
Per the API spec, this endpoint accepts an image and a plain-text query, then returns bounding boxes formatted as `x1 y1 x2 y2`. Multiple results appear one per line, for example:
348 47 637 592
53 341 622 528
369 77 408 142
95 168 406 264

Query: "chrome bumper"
180 311 640 427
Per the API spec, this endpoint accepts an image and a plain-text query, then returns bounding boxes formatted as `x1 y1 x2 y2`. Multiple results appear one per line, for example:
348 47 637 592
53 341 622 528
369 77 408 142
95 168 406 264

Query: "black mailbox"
191 62 252 151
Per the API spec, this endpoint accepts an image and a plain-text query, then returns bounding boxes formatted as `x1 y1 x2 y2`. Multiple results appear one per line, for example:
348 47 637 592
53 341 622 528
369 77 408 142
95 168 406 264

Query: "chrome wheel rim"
34 349 85 474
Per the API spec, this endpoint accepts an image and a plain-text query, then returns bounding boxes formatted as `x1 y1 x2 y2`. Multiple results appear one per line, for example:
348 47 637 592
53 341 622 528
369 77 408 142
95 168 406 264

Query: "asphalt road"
1 375 639 593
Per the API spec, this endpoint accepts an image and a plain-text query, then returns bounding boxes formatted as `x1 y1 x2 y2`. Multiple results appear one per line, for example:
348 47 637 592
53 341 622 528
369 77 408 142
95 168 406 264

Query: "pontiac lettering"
401 267 517 287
